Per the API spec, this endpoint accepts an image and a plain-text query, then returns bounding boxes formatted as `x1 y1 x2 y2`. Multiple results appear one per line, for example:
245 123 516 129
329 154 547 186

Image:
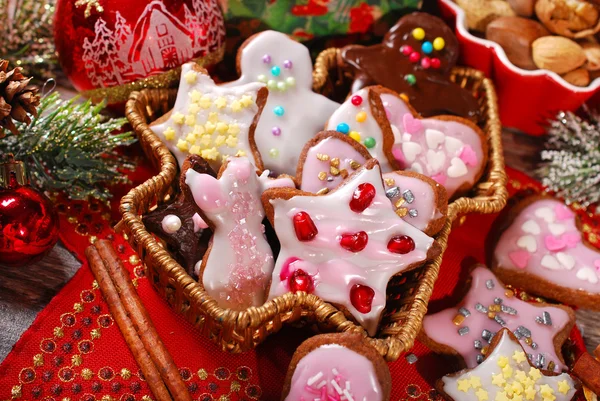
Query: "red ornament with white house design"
53 0 226 103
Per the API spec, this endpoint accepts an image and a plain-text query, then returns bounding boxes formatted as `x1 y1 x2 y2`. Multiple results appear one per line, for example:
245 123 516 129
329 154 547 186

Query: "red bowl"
439 0 600 135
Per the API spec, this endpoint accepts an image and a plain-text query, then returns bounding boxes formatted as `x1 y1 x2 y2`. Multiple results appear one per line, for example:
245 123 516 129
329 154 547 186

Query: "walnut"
535 0 600 38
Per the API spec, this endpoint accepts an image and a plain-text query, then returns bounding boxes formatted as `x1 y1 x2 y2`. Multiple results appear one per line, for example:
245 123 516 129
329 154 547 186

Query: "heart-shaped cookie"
491 196 600 310
326 86 488 198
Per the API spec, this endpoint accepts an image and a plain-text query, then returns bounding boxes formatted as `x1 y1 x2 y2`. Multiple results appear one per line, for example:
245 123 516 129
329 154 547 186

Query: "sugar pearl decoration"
412 27 425 40
421 57 431 69
351 95 363 106
401 45 413 56
433 37 445 51
364 137 376 148
267 80 277 90
286 77 296 87
409 52 420 63
421 41 433 54
274 106 285 116
283 60 293 69
262 54 271 64
272 126 281 136
161 214 182 234
257 74 267 83
336 122 350 134
271 65 281 76
431 58 441 69
269 148 279 158
405 74 417 86
277 81 287 91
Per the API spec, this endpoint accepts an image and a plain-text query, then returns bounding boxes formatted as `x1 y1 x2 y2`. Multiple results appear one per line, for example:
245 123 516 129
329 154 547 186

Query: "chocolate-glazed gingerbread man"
341 12 480 121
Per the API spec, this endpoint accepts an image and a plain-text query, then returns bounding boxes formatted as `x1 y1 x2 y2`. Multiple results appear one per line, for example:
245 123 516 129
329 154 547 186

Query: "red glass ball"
0 186 59 266
293 211 318 242
387 235 415 254
349 183 376 213
339 231 368 252
350 284 375 314
431 58 441 69
351 95 363 106
288 269 314 293
53 0 225 99
409 52 421 63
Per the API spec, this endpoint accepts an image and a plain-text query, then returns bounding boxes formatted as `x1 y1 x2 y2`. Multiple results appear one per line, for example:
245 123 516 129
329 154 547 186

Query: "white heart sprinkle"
535 207 555 223
410 162 423 174
426 129 445 150
576 267 599 284
517 235 537 252
521 220 541 235
445 136 464 155
402 142 422 163
401 132 411 142
426 149 446 174
447 157 468 178
548 223 566 236
556 252 575 270
541 255 561 270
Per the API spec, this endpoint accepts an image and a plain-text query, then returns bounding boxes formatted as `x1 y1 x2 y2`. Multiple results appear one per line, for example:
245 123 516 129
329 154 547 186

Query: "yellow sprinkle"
512 351 527 364
163 127 176 140
524 386 537 400
205 122 216 134
502 364 513 379
497 356 509 368
513 395 523 401
348 131 361 142
512 381 524 395
176 139 189 151
475 388 488 401
199 95 212 109
521 376 534 388
225 135 238 148
457 379 471 392
193 125 205 135
355 111 367 123
201 147 219 160
318 172 327 181
189 103 200 114
190 90 202 103
469 376 482 389
215 97 227 109
208 112 219 123
316 153 330 161
185 133 197 143
184 70 197 84
495 391 509 401
189 145 201 155
228 123 240 135
240 95 254 107
230 100 242 112
384 178 395 186
491 373 506 387
214 135 226 146
539 385 554 397
200 135 212 147
216 122 228 133
514 370 528 383
557 380 571 395
529 367 542 382
172 112 185 125
235 150 246 157
543 395 556 401
185 114 196 126
400 93 409 102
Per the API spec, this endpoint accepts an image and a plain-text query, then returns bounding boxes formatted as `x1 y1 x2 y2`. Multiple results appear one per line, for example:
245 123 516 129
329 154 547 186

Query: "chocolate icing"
341 12 480 121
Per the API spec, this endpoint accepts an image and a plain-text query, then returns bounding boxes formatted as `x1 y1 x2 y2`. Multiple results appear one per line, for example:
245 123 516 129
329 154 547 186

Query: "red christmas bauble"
0 158 59 266
53 0 226 103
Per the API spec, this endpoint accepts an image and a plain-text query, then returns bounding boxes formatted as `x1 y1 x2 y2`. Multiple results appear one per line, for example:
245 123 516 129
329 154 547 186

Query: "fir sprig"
0 92 136 200
537 108 600 206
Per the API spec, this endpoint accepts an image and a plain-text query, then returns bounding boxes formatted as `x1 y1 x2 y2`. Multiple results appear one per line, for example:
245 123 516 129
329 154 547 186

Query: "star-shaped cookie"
421 265 575 372
341 12 480 120
263 158 440 335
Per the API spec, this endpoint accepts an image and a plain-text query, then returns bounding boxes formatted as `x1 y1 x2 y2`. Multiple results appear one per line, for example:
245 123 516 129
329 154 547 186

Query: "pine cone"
0 59 40 137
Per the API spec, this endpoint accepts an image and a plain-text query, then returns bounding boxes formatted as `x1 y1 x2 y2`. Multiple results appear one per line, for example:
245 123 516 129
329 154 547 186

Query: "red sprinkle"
409 52 421 63
349 183 376 213
289 269 314 293
340 231 369 252
350 284 375 314
430 58 441 69
351 95 363 106
293 211 318 241
421 56 431 69
401 45 413 56
387 235 415 254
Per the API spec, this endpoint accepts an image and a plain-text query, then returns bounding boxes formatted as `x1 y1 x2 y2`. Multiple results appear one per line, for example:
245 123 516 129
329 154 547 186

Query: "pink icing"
403 113 423 134
284 344 383 401
460 145 478 166
494 198 600 293
432 173 447 185
268 161 435 335
422 266 572 372
300 136 369 193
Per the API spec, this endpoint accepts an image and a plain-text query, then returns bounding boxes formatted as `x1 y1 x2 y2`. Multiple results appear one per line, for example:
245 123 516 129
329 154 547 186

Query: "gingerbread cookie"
491 196 600 311
263 159 440 335
182 156 294 310
326 86 487 199
282 333 391 401
151 63 268 171
421 265 575 372
341 12 480 120
438 329 580 401
297 131 447 236
223 30 340 176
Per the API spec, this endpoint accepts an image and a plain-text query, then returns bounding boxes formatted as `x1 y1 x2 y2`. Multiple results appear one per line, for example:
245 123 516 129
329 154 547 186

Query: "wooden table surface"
1 130 599 363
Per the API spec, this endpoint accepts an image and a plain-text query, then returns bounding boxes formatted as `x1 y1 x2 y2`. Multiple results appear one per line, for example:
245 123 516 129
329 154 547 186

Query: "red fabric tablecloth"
0 146 588 401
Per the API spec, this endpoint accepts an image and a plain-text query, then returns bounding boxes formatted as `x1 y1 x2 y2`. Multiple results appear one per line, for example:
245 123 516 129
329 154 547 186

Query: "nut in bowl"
439 0 600 135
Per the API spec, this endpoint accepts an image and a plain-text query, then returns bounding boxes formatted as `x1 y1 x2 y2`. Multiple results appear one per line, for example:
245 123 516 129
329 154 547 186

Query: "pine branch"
0 92 136 200
537 108 600 206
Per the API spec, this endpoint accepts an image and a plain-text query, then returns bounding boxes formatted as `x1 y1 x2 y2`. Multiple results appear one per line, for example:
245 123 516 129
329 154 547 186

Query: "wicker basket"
119 54 507 361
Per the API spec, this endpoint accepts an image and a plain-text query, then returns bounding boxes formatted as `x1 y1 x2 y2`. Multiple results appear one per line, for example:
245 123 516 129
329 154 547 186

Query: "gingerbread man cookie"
491 196 600 310
223 30 340 176
438 329 579 401
421 265 575 372
326 86 487 198
283 333 392 401
182 156 294 310
151 63 267 171
263 159 440 335
341 12 480 120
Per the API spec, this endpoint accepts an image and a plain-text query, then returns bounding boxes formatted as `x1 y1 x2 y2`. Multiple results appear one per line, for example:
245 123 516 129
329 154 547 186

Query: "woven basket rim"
119 59 507 360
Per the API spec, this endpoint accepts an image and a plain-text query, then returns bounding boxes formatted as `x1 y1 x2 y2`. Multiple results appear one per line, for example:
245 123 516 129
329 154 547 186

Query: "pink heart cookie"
492 196 600 311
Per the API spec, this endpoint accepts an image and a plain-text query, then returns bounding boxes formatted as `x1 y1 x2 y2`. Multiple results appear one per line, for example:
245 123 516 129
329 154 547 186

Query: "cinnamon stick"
94 240 192 401
572 352 600 396
85 245 172 401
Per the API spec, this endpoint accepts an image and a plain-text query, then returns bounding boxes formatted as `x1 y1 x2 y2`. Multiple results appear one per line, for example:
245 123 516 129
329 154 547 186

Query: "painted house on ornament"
129 0 194 75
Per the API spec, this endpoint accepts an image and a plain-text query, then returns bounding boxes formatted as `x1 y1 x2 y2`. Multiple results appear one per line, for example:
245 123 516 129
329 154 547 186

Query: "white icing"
161 214 182 234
